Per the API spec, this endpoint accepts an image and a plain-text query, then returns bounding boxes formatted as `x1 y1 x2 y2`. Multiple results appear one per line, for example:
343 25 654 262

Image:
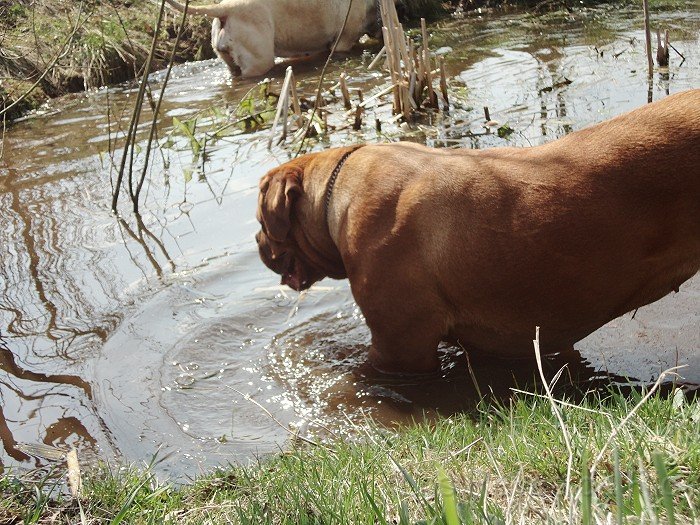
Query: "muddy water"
1 4 698 478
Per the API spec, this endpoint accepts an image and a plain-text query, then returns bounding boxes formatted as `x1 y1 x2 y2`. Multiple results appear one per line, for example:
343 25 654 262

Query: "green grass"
0 0 213 119
2 385 699 523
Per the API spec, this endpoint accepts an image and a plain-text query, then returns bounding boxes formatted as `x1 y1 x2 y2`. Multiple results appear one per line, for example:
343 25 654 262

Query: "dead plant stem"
533 326 574 500
642 0 653 78
112 0 168 213
133 0 191 210
294 0 356 157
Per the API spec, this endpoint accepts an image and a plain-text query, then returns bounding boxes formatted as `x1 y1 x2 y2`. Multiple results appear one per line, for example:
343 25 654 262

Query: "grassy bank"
0 0 214 122
2 384 698 524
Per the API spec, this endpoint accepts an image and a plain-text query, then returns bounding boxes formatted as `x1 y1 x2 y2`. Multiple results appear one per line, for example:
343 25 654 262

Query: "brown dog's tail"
163 0 230 18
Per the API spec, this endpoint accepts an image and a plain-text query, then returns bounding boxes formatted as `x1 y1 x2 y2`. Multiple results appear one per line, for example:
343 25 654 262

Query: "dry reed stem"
382 25 402 114
642 0 653 78
421 18 437 108
375 0 442 120
368 45 386 69
280 92 291 143
339 72 352 109
0 113 5 161
289 78 302 117
353 106 363 130
533 327 574 500
439 56 449 109
66 447 82 497
656 29 670 66
268 66 295 148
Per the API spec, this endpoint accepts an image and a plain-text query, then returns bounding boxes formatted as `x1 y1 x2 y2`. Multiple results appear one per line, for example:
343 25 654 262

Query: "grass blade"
438 468 459 525
581 449 592 525
652 451 676 525
613 448 625 525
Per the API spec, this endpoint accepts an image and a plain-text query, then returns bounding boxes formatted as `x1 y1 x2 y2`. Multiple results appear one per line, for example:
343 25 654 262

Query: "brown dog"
256 90 700 373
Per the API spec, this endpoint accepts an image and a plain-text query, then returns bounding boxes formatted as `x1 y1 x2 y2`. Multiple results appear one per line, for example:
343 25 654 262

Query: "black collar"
323 146 363 225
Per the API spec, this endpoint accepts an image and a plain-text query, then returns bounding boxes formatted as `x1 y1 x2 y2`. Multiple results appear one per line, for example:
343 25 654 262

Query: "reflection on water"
1 4 698 477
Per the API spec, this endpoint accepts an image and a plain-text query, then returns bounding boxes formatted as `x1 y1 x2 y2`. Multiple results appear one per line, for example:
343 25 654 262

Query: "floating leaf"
497 124 514 138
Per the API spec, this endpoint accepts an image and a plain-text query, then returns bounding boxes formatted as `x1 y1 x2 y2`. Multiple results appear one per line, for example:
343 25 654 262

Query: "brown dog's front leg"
350 265 445 374
364 312 443 374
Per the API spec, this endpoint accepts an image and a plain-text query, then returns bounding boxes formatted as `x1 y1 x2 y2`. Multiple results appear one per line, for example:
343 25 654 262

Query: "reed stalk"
376 0 445 120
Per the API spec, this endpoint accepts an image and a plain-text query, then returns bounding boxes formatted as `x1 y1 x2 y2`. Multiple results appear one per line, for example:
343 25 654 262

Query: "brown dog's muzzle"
256 230 318 292
256 164 328 292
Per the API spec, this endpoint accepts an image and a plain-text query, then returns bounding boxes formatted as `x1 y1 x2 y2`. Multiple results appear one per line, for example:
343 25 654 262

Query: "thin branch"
133 0 191 211
112 0 168 213
293 0 356 157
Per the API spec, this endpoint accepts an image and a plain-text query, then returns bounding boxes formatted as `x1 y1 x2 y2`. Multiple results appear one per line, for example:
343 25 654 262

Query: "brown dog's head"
256 164 328 292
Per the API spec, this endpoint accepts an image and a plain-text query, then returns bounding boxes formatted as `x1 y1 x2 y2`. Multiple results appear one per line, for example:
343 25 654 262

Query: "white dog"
164 0 378 77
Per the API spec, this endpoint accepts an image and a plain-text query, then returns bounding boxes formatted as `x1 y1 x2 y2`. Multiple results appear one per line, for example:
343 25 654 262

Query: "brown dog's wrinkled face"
256 165 326 292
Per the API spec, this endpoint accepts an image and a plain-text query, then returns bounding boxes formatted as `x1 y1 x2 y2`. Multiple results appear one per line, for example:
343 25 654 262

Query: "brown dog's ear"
257 166 303 242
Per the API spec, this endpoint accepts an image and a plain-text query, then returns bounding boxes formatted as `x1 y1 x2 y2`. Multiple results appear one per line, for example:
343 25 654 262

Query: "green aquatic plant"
172 116 204 161
234 81 279 132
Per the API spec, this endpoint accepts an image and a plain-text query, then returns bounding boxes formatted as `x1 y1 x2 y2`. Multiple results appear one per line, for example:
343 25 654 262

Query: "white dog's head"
210 16 241 76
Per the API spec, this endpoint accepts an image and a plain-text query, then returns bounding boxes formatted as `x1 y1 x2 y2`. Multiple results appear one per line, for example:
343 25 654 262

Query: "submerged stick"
668 41 685 61
339 72 352 110
353 105 363 130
